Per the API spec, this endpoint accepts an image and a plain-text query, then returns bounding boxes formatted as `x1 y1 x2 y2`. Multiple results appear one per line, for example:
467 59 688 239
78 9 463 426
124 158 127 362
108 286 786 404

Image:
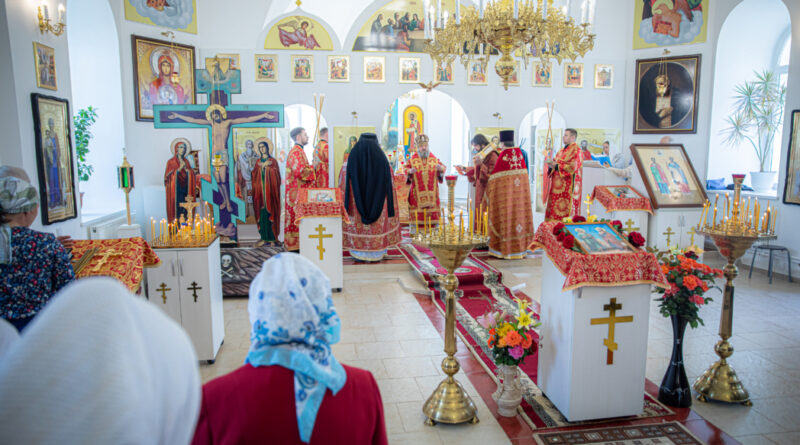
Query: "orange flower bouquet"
479 298 540 366
655 247 723 329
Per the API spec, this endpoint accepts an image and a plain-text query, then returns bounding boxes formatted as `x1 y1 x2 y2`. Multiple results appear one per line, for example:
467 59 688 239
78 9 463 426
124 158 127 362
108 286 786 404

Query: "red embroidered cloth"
294 188 350 223
529 222 668 291
71 237 161 292
592 185 654 214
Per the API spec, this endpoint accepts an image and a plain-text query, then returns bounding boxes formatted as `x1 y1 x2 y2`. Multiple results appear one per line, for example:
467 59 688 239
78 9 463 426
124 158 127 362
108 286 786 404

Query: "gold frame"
327 55 350 83
399 57 421 84
532 60 552 87
363 56 385 83
33 42 57 91
594 64 613 89
290 55 314 82
466 60 488 85
254 54 278 82
505 60 521 87
434 60 455 85
564 221 637 255
206 53 240 70
563 62 584 88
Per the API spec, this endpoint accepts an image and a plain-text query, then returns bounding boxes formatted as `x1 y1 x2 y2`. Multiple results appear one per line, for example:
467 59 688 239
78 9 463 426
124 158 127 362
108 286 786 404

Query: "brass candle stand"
414 176 488 426
693 174 776 405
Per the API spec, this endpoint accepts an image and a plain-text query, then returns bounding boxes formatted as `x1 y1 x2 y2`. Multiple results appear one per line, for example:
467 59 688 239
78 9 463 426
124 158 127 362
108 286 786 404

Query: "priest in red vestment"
404 134 444 229
285 127 316 251
486 130 534 259
251 138 281 242
456 134 499 227
340 133 401 262
164 138 197 222
192 253 388 445
313 128 330 188
544 128 583 221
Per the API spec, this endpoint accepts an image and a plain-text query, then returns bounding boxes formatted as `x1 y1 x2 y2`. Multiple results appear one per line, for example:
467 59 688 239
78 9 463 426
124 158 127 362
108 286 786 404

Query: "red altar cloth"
71 237 161 292
393 172 411 223
529 222 668 291
591 185 654 214
294 188 350 224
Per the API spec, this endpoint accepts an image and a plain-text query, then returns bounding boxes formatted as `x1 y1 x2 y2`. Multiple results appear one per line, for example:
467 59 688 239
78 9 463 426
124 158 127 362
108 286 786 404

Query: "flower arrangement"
478 298 541 366
552 217 646 252
655 247 723 328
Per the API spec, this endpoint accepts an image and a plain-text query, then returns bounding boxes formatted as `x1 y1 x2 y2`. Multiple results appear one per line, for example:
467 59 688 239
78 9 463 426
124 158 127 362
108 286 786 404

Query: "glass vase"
658 315 692 407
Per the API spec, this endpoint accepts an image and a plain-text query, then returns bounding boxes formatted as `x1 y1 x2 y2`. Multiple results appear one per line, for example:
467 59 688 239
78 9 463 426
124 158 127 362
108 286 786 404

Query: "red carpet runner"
400 242 672 429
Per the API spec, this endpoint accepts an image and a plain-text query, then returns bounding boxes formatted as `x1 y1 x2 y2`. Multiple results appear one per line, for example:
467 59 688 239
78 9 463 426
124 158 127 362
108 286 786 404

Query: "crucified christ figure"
167 105 276 212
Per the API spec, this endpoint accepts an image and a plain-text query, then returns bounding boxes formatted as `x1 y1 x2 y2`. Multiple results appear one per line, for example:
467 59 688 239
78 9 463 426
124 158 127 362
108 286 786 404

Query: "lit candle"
713 203 717 228
58 3 64 23
514 0 519 19
455 0 460 24
725 193 730 219
479 0 485 19
771 209 777 233
459 209 464 239
484 208 488 237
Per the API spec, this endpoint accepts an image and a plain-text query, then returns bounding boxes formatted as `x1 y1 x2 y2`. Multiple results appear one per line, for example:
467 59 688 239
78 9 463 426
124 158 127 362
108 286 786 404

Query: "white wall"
103 0 632 229
1 0 83 238
706 0 790 186
67 0 126 218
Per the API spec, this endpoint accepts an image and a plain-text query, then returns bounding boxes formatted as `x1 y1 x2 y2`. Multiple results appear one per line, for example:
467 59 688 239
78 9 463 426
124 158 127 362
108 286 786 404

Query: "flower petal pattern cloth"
0 277 201 445
246 253 346 443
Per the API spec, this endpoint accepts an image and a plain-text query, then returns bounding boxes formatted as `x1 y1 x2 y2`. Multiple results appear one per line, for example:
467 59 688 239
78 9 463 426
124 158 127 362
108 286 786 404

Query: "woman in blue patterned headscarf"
0 166 74 332
192 253 387 445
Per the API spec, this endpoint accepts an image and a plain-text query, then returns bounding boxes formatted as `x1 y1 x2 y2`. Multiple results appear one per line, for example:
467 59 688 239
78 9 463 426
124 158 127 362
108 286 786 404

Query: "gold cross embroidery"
590 298 633 365
309 224 333 260
90 250 122 273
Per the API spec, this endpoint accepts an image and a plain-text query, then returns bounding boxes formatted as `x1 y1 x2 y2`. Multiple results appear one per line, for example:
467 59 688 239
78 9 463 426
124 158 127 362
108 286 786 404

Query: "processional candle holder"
413 175 488 425
117 156 135 225
693 174 776 405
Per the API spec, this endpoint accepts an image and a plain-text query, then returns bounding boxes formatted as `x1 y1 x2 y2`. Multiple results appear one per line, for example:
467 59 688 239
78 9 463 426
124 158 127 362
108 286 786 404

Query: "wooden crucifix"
154 65 284 242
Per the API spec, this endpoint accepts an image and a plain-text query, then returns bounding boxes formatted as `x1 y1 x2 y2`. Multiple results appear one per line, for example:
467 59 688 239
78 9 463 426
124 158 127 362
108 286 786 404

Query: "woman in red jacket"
192 253 387 445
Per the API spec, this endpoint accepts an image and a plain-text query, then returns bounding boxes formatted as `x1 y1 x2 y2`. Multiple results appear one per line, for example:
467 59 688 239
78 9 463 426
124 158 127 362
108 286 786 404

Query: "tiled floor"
200 251 800 445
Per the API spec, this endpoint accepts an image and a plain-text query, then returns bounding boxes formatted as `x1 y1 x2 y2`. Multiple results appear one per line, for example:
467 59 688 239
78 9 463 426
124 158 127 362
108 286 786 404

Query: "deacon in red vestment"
340 133 401 262
163 138 198 222
404 134 445 228
485 130 534 259
285 128 316 251
456 134 499 227
192 254 387 445
313 128 330 188
544 128 583 221
251 138 281 242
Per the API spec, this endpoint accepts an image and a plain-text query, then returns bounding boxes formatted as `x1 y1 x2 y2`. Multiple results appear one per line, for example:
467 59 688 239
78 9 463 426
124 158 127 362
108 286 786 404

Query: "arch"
68 0 126 218
706 0 790 192
518 107 565 214
380 89 471 200
261 10 338 51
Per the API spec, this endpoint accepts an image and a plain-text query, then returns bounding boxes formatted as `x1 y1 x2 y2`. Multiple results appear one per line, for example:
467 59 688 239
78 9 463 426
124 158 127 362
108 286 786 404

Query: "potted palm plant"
73 106 97 207
721 70 786 193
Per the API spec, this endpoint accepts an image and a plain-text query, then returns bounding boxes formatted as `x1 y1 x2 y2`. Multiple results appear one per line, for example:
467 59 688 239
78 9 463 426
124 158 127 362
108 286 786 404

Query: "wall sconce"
38 2 66 36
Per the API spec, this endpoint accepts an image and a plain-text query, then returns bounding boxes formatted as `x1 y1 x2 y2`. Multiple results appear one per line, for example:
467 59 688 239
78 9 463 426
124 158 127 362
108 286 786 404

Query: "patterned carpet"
533 421 703 444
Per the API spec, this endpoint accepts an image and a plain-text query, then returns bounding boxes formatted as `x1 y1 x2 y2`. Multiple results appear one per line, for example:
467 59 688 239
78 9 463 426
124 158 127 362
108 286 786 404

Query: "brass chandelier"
423 0 596 90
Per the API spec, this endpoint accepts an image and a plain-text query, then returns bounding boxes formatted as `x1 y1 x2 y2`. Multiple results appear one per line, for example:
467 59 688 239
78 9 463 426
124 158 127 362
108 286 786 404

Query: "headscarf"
0 318 19 359
344 133 395 225
246 253 345 443
0 176 39 264
0 278 201 444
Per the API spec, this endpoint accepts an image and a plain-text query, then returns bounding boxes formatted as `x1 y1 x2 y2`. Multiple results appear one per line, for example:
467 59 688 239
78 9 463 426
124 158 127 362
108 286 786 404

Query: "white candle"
514 0 519 19
456 0 460 24
42 4 49 21
58 3 64 23
437 0 442 24
588 0 596 29
581 0 587 23
443 10 449 27
542 0 548 20
480 0 484 19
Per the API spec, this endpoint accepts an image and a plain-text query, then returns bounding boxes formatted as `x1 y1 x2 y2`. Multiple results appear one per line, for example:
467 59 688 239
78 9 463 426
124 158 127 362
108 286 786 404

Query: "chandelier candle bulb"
541 0 547 19
514 0 519 19
480 0 485 18
455 0 460 23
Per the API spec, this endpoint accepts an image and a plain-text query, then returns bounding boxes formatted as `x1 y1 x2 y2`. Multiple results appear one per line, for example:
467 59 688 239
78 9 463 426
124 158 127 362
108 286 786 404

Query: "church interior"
1 0 800 444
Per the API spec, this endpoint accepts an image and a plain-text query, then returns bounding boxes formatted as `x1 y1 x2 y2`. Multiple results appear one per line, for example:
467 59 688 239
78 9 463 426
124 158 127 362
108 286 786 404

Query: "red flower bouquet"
655 248 723 328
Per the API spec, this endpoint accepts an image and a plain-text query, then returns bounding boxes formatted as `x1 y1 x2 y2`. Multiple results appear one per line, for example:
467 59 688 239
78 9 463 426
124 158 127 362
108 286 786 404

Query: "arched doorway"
68 0 126 219
518 107 565 222
380 89 471 204
706 0 790 193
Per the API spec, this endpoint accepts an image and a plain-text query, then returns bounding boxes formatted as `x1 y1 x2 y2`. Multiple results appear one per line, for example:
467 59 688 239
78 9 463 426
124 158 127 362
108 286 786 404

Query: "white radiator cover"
84 211 133 240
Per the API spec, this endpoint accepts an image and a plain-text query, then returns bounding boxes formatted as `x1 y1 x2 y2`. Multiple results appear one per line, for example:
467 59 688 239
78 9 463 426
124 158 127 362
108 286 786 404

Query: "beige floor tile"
376 377 425 404
735 434 781 445
383 357 440 378
356 341 407 360
400 338 446 357
382 403 405 435
751 396 800 430
766 432 800 445
387 430 443 445
340 359 389 379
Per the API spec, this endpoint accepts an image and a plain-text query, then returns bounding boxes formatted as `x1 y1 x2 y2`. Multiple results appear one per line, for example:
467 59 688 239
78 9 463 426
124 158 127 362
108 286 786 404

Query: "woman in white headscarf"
193 253 387 445
0 166 74 332
0 277 201 444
